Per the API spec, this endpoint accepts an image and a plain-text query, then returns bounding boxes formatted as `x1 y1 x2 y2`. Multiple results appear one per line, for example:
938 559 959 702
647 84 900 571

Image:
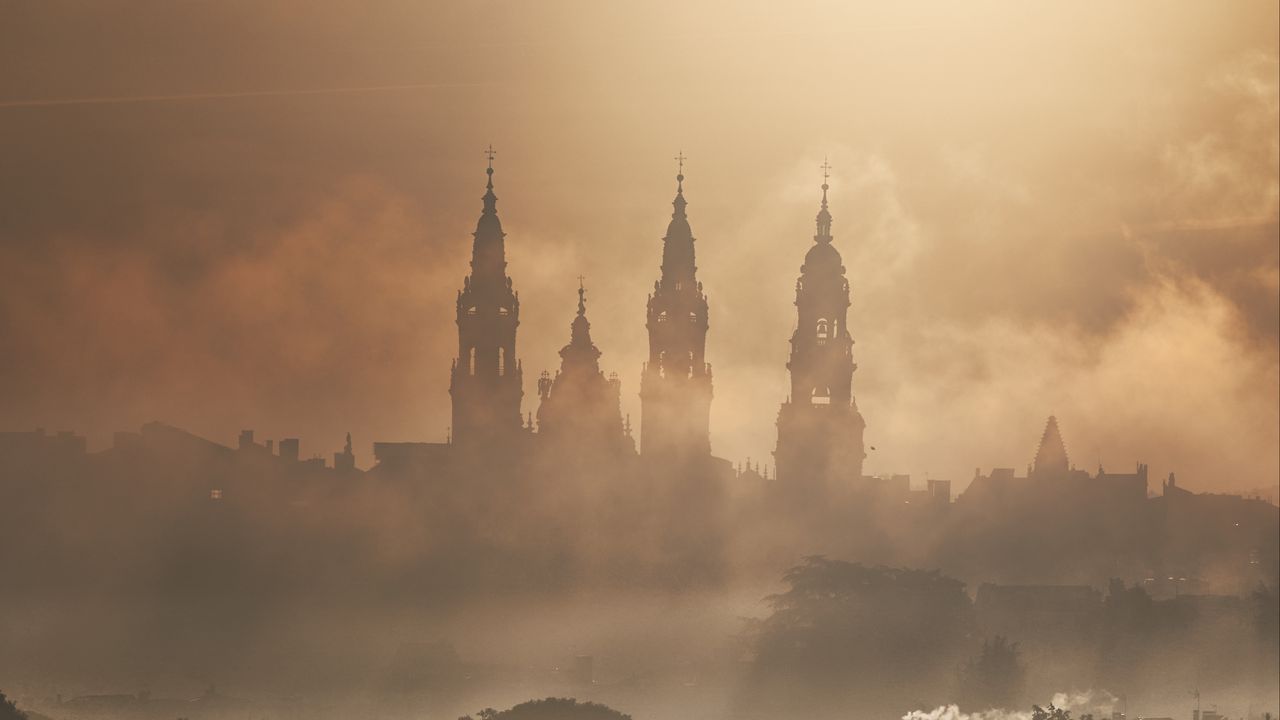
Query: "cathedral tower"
774 163 866 488
640 159 713 459
536 282 630 455
449 150 524 446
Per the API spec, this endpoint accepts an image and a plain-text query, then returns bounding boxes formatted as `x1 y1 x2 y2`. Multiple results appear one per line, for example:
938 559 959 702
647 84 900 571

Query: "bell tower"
449 147 524 446
774 161 866 487
640 154 713 459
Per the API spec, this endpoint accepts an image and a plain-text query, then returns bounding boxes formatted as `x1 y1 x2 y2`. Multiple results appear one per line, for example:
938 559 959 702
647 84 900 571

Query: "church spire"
660 151 696 287
1032 415 1070 475
472 144 506 281
536 278 627 455
566 277 597 361
815 157 833 243
672 150 688 219
450 144 523 446
641 151 712 459
774 154 866 487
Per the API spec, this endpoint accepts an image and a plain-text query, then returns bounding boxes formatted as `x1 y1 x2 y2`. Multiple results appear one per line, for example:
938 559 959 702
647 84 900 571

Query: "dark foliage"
958 635 1025 711
0 691 25 720
459 697 631 720
1032 704 1095 720
739 557 973 719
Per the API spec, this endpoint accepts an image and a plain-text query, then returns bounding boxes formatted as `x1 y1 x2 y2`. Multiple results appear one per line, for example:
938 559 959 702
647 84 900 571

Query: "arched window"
688 312 697 323
811 387 831 405
467 306 477 316
498 347 505 376
498 307 509 317
816 318 830 342
657 311 668 323
469 348 476 375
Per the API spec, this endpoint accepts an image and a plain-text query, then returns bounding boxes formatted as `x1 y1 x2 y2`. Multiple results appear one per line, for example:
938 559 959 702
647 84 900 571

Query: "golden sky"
1 1 1277 492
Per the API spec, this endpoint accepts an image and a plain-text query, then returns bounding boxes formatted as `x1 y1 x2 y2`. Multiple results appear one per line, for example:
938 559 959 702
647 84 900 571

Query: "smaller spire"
672 150 687 219
1032 415 1070 475
481 144 498 214
815 156 833 243
563 281 599 364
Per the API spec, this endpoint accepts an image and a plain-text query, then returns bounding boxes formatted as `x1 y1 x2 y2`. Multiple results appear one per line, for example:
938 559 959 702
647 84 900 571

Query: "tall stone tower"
774 164 866 488
449 150 524 446
536 283 630 455
640 160 713 459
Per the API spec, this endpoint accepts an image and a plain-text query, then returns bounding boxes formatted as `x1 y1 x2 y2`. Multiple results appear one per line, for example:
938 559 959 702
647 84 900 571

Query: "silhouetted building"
334 431 356 471
961 416 1148 505
536 283 633 456
640 164 713 459
450 154 524 447
774 168 866 491
279 437 300 462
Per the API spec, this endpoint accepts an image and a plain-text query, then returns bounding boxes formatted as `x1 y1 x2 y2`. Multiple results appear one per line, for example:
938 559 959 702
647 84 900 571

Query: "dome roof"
803 240 844 274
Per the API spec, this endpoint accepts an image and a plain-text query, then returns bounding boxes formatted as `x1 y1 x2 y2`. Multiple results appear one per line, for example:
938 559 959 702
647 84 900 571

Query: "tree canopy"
739 557 973 719
0 691 26 720
459 697 631 720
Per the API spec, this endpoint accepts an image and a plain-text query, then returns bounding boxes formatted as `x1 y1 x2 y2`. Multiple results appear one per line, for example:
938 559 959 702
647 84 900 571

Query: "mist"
1 2 1277 720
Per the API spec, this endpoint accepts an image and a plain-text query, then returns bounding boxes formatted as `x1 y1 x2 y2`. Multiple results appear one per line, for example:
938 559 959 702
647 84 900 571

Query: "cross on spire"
820 157 832 188
484 144 497 169
674 150 686 178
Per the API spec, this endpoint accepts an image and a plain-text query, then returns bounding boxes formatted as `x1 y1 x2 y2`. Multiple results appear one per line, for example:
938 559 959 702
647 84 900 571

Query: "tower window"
817 319 829 342
811 387 831 405
469 348 476 375
657 311 668 323
498 347 505 376
688 312 697 323
467 306 477 316
499 307 509 316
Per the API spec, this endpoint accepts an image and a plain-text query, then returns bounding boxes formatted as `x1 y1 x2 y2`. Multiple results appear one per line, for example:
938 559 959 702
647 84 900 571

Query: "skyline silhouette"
3 148 1276 498
2 3 1277 496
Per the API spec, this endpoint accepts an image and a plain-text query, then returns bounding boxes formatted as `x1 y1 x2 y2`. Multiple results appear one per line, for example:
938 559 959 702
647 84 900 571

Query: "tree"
0 691 26 720
738 557 973 719
958 635 1026 710
1031 705 1094 720
458 697 631 720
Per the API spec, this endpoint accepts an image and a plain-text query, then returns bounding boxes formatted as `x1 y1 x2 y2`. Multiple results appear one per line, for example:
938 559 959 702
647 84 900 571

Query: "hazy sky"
1 1 1276 493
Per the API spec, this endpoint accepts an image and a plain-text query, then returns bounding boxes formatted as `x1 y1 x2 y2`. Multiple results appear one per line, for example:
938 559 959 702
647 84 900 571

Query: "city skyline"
5 150 1275 496
2 4 1277 496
